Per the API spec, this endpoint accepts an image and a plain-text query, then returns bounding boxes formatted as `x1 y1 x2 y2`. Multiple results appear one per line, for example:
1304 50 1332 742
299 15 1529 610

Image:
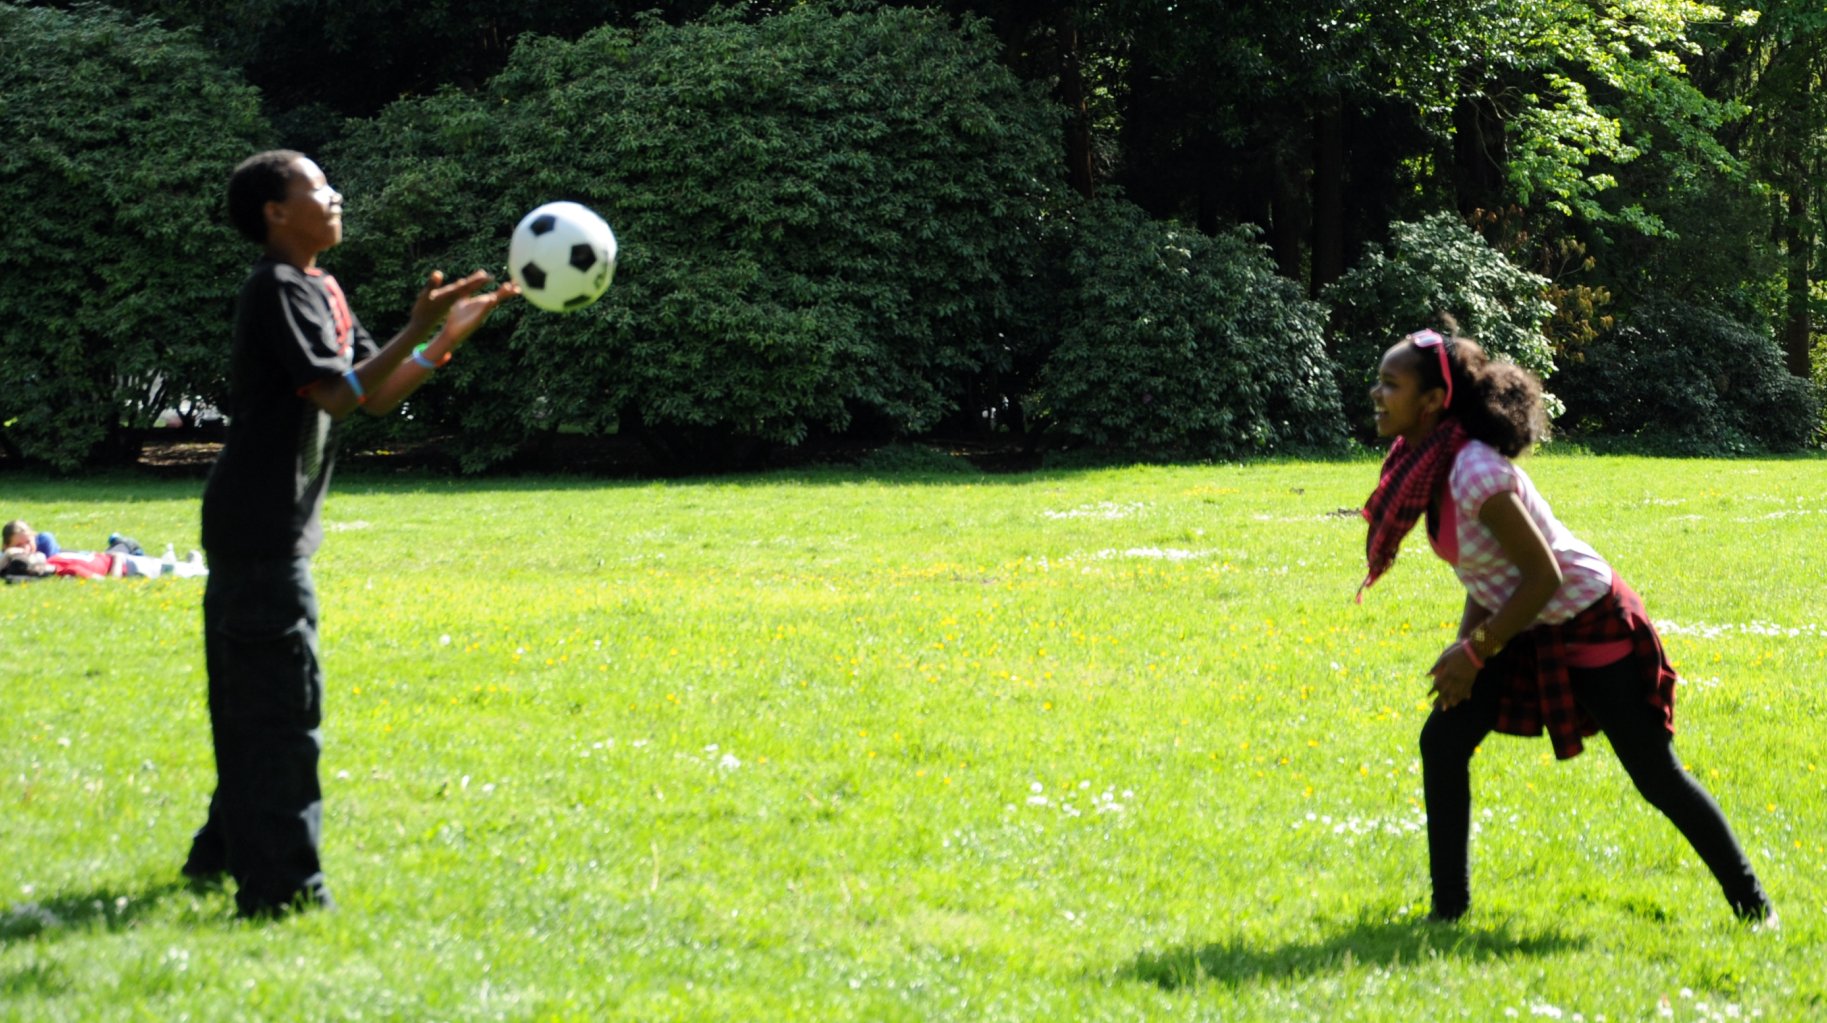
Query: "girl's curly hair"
1411 313 1548 457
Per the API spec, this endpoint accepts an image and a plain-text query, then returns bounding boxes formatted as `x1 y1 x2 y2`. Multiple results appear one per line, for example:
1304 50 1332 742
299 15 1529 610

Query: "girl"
1359 318 1774 925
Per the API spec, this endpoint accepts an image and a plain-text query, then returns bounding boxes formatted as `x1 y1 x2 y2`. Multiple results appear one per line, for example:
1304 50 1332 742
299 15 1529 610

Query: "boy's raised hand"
411 269 520 346
442 277 521 346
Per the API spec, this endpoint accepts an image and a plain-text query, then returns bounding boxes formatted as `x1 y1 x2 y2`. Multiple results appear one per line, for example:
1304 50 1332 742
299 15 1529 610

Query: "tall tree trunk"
1056 7 1095 200
1783 187 1813 377
1310 102 1345 297
1269 137 1307 280
1452 84 1507 217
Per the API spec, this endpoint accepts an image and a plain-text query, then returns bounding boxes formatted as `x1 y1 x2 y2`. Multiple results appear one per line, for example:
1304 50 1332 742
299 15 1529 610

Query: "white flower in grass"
718 753 741 771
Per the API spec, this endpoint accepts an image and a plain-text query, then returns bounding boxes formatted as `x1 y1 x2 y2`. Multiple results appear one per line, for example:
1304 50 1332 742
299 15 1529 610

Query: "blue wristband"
342 368 366 404
411 343 448 369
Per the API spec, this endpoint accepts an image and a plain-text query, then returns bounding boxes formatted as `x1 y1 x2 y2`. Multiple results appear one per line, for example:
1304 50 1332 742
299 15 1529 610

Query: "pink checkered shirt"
1433 441 1611 623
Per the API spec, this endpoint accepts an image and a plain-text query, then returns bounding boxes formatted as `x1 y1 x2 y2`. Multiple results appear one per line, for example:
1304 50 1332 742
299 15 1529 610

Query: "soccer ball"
508 201 617 313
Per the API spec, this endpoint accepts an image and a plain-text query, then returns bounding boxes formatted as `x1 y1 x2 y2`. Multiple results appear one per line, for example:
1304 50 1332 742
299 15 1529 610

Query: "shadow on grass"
0 879 201 945
1123 917 1588 991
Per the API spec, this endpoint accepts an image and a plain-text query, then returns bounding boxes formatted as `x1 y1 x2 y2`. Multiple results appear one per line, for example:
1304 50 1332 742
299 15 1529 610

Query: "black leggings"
1419 656 1768 919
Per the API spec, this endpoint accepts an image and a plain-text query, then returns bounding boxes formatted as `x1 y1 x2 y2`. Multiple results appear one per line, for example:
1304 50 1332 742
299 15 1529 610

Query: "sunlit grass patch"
3 453 1824 1021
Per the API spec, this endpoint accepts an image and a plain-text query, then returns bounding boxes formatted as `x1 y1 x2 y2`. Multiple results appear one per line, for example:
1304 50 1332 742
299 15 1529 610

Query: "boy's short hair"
2 520 27 546
227 150 307 244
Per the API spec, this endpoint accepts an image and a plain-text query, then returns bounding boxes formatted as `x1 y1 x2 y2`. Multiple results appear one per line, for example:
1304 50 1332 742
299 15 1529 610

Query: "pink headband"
1406 329 1452 410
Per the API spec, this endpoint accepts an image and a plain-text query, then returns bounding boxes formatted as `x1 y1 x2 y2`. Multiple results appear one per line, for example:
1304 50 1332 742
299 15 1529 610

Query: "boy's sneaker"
181 833 228 889
237 886 334 920
181 860 228 891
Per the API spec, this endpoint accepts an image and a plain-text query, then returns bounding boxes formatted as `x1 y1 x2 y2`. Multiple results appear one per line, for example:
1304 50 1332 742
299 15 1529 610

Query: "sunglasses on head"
1406 329 1452 409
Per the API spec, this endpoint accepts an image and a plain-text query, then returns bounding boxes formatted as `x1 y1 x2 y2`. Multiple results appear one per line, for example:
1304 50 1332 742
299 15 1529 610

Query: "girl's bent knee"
1420 715 1480 765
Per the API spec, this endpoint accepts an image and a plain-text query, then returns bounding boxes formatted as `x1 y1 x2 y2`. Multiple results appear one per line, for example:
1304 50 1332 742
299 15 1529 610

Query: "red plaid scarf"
1485 575 1678 760
1359 419 1468 600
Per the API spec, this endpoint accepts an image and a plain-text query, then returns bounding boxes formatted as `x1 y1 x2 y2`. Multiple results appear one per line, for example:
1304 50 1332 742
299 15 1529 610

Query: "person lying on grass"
2 519 60 558
1 536 207 579
1359 314 1775 927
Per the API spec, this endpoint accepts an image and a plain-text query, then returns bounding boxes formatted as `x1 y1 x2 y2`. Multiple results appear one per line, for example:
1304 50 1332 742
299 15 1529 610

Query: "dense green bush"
1027 200 1345 457
327 6 1060 470
1324 212 1556 430
1556 302 1822 453
0 4 270 469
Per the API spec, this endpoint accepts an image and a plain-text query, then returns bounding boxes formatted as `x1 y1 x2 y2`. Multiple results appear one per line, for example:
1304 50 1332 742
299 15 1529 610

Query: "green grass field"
3 452 1823 1021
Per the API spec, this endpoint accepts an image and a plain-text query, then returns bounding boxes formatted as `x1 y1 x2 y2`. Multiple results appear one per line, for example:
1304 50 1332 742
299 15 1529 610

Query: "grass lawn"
3 451 1823 1021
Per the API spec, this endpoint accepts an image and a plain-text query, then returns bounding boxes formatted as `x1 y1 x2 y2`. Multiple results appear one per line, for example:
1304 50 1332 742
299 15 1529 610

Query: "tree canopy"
0 3 270 468
1 0 1821 470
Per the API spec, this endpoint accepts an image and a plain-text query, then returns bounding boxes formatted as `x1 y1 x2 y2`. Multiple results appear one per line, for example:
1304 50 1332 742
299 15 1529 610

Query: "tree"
1555 300 1820 452
1028 200 1346 456
38 0 793 150
326 6 1063 470
1723 3 1827 377
1324 212 1556 427
1088 0 1743 305
0 3 271 468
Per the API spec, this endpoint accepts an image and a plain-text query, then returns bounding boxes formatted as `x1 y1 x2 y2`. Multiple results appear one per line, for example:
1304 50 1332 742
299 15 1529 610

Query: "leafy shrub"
328 6 1060 471
0 4 270 469
1324 212 1556 429
1028 200 1345 457
1556 301 1822 453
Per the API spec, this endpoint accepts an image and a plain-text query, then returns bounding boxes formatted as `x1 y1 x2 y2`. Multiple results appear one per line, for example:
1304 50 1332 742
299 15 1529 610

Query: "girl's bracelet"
1458 638 1485 670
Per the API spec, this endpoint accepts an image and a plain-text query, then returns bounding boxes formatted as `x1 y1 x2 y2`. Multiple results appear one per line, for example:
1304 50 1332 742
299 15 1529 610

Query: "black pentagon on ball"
519 262 547 290
528 214 557 236
569 243 598 272
564 292 593 309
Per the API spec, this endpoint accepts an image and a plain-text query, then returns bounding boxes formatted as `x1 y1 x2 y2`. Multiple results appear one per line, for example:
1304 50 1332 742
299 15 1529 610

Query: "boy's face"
4 523 34 552
266 157 343 255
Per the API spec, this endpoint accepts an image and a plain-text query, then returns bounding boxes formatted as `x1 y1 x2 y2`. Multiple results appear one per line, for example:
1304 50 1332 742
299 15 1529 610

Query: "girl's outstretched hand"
1428 643 1478 711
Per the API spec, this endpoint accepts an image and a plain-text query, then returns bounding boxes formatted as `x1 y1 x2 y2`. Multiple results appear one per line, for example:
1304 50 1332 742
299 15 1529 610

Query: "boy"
183 150 517 917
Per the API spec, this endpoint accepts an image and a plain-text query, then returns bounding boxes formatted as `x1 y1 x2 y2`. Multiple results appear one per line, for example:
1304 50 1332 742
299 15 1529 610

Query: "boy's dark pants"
185 555 332 917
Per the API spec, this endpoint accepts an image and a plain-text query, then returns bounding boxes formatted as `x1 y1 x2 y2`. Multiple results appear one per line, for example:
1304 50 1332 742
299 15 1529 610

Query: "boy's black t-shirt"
202 259 378 559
